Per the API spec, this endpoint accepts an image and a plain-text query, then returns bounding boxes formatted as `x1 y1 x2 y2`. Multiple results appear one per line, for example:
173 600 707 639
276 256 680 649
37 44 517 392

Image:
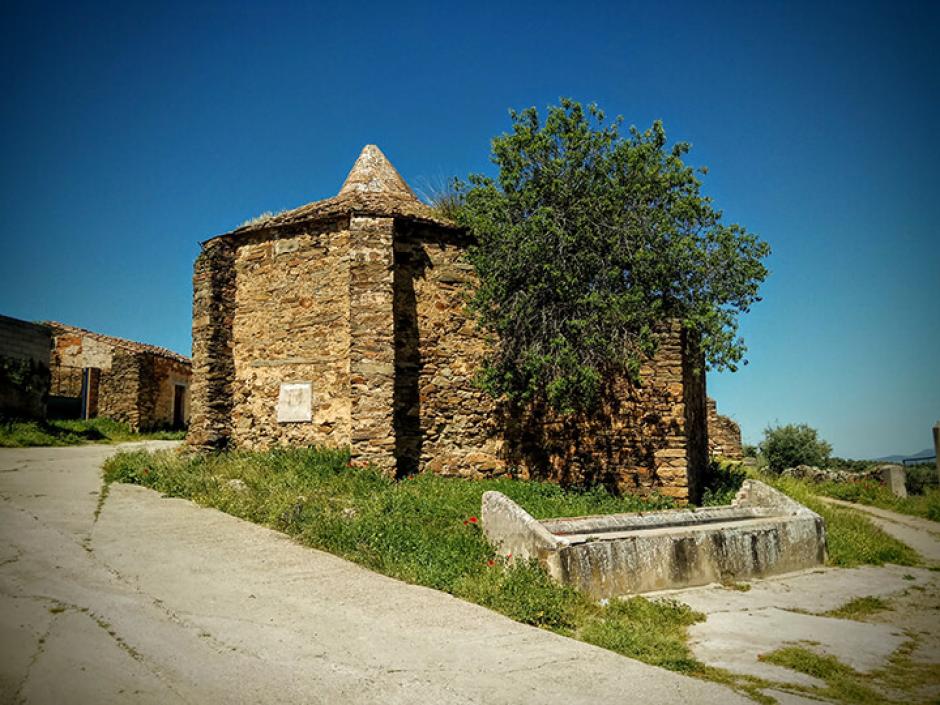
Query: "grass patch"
761 646 885 704
813 479 940 523
823 595 891 620
0 418 184 447
761 641 940 705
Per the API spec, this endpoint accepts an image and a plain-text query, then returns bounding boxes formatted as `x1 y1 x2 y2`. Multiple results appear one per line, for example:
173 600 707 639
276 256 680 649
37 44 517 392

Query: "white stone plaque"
277 383 312 423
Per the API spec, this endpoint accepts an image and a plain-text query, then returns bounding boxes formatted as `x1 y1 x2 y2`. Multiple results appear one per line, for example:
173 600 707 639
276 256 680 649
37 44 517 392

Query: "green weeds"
823 596 891 620
0 418 184 447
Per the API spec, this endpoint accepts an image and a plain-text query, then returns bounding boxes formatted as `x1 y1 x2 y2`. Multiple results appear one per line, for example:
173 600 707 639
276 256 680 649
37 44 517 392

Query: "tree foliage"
454 99 770 411
761 424 833 473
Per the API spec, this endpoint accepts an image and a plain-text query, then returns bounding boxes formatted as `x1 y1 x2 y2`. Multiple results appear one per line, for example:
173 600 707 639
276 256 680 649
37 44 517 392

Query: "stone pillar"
647 321 707 504
680 326 708 505
187 238 236 449
348 216 397 475
879 464 907 498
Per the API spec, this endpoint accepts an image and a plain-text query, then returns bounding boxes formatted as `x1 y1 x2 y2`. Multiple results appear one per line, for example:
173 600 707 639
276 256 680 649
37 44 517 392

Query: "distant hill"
875 448 935 463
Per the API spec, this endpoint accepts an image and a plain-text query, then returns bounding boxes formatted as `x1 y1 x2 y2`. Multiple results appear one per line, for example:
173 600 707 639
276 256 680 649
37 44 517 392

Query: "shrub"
761 423 832 473
701 460 747 506
828 456 877 473
905 464 938 496
455 99 769 412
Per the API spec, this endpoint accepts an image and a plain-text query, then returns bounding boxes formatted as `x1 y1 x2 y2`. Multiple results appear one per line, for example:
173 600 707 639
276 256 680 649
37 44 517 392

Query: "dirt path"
817 496 940 563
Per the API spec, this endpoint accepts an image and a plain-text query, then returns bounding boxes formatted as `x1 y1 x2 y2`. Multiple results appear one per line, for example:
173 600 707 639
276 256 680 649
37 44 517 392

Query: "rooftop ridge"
44 321 191 364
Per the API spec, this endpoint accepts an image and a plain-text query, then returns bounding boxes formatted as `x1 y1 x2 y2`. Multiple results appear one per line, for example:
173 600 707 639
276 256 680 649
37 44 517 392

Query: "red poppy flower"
468 516 478 524
486 560 495 567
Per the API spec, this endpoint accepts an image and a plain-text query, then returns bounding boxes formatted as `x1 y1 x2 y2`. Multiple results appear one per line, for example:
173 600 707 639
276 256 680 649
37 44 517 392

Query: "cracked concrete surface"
662 562 940 689
0 443 752 705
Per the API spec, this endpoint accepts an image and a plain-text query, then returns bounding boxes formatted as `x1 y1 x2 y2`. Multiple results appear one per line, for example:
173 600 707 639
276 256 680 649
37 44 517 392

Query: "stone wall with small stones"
139 355 192 429
0 315 51 419
395 222 706 502
97 348 141 428
394 223 504 477
228 221 352 450
501 322 707 502
707 398 743 460
348 216 396 473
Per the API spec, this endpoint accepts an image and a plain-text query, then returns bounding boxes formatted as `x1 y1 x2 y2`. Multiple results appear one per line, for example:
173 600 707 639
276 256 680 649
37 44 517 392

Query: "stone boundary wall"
502 322 707 502
707 398 743 459
0 314 51 419
0 315 52 365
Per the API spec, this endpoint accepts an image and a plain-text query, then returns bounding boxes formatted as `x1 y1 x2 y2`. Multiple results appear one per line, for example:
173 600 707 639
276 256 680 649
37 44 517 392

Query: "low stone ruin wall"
482 479 827 598
782 463 909 498
706 398 742 460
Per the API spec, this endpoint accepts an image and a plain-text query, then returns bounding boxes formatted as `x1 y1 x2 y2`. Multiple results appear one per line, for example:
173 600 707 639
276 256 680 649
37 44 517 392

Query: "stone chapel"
188 145 717 502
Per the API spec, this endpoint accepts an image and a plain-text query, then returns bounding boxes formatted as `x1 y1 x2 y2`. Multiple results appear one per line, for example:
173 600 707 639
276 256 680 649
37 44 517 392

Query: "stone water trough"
482 480 827 598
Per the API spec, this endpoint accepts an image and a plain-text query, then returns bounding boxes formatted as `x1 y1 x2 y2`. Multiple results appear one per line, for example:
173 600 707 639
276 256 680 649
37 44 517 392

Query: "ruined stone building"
188 145 738 503
47 322 191 430
707 398 744 460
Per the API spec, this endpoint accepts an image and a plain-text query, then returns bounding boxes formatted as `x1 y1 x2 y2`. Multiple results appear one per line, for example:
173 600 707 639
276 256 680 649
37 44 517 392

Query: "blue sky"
1 1 937 458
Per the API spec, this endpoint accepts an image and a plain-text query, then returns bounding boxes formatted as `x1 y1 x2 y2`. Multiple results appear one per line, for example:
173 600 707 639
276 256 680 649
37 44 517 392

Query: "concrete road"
0 444 750 705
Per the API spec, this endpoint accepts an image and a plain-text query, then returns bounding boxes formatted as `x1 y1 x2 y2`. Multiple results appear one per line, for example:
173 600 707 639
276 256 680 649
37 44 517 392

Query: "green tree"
454 99 770 411
761 424 833 473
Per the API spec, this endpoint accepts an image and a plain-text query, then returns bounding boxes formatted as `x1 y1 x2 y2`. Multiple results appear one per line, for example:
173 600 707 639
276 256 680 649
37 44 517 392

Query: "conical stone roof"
218 144 455 240
338 145 419 201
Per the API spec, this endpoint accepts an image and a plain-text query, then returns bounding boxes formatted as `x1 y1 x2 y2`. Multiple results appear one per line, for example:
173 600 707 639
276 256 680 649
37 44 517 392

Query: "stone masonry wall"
50 333 113 397
348 217 397 473
501 323 705 502
707 398 743 460
229 221 352 450
682 334 708 503
138 355 191 430
97 348 141 428
189 238 236 448
0 315 51 419
394 223 503 477
396 223 705 502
